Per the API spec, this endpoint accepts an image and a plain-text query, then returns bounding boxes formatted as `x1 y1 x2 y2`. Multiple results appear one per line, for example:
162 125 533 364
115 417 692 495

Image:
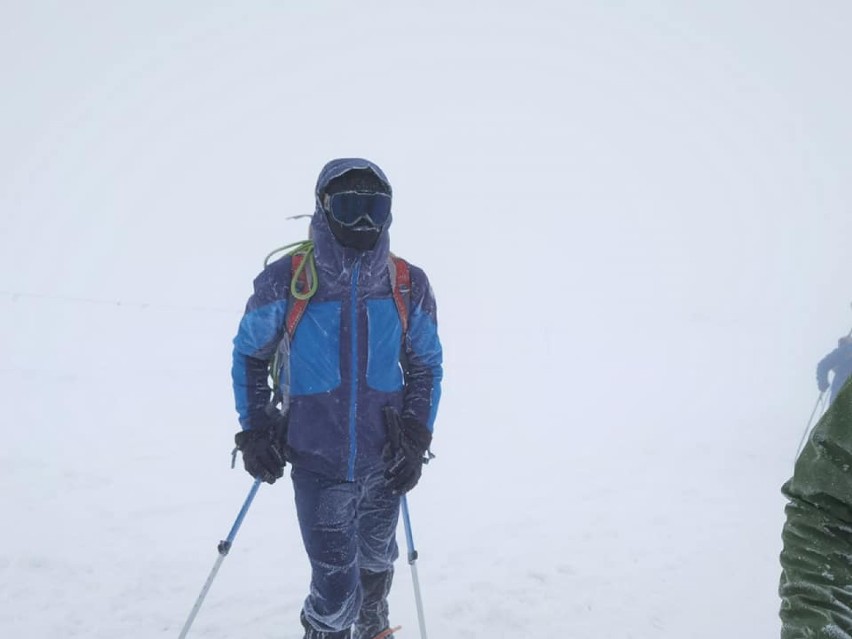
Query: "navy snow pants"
293 466 400 634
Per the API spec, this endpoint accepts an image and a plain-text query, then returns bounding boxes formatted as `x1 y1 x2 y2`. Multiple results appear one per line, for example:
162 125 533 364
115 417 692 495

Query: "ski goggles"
324 191 392 228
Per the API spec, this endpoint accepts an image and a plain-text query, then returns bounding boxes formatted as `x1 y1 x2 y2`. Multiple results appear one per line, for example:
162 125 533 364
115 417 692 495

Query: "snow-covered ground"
3 2 852 637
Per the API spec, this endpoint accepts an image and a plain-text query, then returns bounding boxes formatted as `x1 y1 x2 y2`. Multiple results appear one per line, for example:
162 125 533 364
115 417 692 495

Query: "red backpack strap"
286 253 311 337
388 254 411 335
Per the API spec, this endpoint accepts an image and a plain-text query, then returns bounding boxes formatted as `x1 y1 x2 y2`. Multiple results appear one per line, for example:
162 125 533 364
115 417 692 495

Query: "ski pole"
401 495 428 639
178 478 262 639
794 391 827 461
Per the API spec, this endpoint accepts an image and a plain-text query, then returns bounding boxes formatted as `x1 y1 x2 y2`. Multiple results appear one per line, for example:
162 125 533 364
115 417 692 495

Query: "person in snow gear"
816 336 852 404
231 158 443 639
780 378 852 636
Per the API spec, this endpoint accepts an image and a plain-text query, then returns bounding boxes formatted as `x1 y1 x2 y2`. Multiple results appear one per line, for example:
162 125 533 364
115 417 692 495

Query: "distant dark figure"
816 336 852 403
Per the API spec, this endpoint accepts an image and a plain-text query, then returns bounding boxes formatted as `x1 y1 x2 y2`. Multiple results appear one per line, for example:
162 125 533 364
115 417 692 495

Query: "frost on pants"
293 466 400 634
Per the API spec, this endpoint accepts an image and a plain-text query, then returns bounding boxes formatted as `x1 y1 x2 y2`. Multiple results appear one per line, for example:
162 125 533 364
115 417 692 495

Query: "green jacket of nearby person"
780 381 852 638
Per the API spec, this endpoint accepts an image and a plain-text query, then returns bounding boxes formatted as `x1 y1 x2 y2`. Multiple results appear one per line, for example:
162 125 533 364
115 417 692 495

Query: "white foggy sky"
2 2 852 637
3 2 850 337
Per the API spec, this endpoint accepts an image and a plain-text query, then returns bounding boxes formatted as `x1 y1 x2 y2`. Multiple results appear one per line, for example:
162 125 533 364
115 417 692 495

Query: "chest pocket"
366 298 404 392
290 301 342 395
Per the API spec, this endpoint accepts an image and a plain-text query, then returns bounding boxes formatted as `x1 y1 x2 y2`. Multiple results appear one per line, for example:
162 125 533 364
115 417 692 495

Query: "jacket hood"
314 158 393 199
310 158 393 276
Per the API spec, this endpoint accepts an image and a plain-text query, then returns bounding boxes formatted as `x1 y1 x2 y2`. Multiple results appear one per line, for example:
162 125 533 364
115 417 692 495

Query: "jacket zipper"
347 259 362 481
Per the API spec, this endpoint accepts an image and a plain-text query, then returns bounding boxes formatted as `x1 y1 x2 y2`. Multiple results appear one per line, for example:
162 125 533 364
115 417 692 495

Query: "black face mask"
324 210 382 251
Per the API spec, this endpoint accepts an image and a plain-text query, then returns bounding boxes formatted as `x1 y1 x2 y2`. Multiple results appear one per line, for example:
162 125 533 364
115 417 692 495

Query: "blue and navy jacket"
231 159 443 481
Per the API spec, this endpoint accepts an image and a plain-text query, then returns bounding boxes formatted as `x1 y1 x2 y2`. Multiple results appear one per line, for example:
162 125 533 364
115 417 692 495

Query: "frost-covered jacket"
779 383 852 637
231 159 443 481
816 342 852 403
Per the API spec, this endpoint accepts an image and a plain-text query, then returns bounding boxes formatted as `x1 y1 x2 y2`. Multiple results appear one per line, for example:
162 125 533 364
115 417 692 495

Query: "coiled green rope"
263 240 318 300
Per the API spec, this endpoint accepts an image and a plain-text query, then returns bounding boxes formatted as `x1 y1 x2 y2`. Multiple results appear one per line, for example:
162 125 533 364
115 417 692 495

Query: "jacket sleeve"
401 266 443 432
779 385 852 638
816 348 839 389
231 264 289 431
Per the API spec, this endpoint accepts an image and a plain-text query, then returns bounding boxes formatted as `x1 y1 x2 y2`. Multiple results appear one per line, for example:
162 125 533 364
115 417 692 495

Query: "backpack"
265 240 412 408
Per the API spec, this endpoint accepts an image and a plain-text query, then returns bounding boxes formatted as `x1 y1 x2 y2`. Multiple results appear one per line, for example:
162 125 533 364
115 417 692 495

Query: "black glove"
234 426 286 484
383 406 433 495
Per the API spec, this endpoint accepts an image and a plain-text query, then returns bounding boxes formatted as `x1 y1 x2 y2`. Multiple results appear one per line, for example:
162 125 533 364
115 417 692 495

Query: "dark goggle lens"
327 191 391 227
